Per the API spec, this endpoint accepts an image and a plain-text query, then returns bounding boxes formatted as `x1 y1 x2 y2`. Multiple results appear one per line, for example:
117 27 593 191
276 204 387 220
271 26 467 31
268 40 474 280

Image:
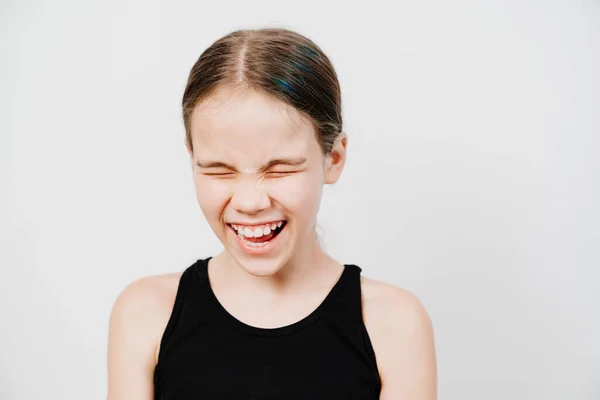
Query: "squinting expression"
187 88 341 275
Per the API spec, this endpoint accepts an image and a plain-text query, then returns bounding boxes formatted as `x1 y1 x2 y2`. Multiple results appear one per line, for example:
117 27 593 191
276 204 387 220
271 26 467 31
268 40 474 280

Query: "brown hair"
182 28 342 155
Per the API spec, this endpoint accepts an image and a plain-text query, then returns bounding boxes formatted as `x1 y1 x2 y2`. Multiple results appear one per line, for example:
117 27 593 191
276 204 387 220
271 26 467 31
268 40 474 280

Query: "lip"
227 219 286 227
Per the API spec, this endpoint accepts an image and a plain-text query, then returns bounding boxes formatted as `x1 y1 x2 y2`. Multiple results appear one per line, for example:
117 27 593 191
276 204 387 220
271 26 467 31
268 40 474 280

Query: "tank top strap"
191 256 212 290
156 263 194 365
322 264 364 321
156 258 213 366
188 257 215 315
321 264 380 378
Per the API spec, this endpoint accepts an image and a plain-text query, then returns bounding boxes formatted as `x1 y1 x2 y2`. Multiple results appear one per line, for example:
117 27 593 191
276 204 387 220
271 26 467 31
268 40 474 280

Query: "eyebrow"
196 157 308 172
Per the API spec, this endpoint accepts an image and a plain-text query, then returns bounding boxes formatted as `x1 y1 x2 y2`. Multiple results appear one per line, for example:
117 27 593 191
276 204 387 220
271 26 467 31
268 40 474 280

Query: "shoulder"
107 272 184 397
360 275 433 334
110 272 183 323
359 275 437 398
108 272 184 364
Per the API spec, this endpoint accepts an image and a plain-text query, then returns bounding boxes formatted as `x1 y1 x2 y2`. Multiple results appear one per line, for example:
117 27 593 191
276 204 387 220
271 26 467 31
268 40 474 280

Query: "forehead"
189 88 319 162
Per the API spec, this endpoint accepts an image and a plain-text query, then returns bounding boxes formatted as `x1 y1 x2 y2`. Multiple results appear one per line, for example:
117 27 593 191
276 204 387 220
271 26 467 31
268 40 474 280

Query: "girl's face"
187 88 346 275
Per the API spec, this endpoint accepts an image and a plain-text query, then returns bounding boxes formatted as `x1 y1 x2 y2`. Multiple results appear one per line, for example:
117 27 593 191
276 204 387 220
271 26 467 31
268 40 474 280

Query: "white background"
1 0 599 399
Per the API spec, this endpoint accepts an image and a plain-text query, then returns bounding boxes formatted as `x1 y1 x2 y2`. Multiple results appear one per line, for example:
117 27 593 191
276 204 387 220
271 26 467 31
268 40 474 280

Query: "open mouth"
228 221 288 248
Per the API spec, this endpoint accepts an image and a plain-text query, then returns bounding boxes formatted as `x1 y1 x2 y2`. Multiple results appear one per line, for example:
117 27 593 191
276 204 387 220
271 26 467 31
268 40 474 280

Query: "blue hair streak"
293 61 310 73
272 77 298 98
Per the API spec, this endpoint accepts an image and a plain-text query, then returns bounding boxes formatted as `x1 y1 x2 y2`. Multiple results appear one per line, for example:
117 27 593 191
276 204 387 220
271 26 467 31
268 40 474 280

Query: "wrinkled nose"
230 179 271 214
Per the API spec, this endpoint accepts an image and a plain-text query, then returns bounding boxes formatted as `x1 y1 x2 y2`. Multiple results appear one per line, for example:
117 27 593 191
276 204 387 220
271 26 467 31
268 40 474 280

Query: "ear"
324 132 347 185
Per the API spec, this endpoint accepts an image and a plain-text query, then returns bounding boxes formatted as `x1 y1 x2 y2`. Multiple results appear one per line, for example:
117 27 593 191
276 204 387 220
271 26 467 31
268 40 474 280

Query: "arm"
364 286 437 399
107 277 167 400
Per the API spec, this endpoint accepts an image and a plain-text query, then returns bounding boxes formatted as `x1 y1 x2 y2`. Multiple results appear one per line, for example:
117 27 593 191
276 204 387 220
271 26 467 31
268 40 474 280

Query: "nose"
230 178 271 215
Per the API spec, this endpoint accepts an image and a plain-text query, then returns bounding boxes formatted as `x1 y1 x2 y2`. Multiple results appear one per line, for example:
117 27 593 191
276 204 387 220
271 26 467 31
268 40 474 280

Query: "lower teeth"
238 235 270 247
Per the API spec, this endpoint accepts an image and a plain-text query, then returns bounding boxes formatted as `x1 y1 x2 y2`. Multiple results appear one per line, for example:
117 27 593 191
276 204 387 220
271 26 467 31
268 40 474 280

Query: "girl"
107 27 437 399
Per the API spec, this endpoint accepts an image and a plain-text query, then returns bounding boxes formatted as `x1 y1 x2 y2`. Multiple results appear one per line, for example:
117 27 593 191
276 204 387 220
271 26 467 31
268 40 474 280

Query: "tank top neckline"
195 257 358 337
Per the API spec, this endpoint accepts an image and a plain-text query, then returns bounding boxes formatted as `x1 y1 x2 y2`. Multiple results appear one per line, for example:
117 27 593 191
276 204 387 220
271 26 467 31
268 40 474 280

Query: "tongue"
243 230 277 243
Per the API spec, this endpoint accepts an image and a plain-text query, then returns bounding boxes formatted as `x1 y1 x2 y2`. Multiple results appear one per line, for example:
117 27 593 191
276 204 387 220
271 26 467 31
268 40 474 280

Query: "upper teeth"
232 221 283 238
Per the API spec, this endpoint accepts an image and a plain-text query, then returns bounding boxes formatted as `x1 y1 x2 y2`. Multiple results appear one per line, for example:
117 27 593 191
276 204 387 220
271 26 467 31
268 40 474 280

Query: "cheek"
194 177 232 218
268 173 323 219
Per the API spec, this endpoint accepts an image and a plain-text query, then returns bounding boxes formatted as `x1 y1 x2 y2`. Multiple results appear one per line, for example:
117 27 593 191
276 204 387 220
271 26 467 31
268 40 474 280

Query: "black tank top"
153 257 381 399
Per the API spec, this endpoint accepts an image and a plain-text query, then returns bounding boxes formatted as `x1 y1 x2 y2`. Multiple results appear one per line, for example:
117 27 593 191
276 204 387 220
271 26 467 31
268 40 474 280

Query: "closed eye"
201 171 299 178
203 172 235 177
267 171 297 177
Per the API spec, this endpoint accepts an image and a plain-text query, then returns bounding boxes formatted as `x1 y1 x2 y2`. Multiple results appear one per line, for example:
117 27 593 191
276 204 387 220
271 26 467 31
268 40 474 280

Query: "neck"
213 233 338 295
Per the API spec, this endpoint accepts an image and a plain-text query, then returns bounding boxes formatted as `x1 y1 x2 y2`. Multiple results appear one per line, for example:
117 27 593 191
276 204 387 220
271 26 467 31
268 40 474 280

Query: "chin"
235 256 287 277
